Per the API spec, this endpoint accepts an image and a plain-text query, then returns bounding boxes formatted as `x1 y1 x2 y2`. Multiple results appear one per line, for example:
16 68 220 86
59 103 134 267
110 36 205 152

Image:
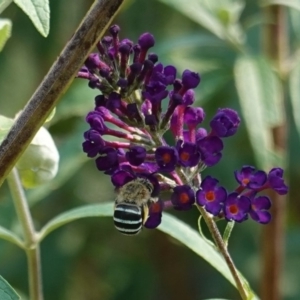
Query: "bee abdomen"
114 203 143 235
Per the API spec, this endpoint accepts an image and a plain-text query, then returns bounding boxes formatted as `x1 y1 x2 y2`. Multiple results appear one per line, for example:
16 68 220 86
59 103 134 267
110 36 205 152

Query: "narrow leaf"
204 298 257 300
0 18 12 51
0 226 24 248
204 0 245 24
261 0 300 11
44 108 56 123
38 203 113 241
39 203 240 291
158 0 226 40
0 275 20 300
13 0 49 37
157 33 226 55
254 57 284 127
234 55 284 168
0 0 12 14
290 9 300 41
158 0 245 46
0 115 13 142
159 213 235 287
289 58 300 138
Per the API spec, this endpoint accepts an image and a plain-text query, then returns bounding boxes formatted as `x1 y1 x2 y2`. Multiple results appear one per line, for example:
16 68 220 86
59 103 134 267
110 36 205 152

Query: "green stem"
223 221 235 247
27 246 43 300
197 215 215 248
7 169 36 247
7 168 43 300
197 205 248 300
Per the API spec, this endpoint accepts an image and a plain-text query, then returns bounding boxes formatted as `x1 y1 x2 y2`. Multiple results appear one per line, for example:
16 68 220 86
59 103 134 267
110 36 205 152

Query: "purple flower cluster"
196 166 288 224
79 25 288 230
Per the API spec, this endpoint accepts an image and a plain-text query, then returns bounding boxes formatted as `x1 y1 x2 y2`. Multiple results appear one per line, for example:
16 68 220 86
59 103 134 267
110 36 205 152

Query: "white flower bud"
16 126 59 188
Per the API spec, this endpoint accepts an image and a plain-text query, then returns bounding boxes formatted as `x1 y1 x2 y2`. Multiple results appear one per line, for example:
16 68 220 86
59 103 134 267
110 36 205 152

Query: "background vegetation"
0 0 299 299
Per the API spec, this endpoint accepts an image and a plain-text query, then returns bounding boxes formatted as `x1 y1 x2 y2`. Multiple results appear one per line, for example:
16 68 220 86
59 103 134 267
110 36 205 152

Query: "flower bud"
16 126 59 188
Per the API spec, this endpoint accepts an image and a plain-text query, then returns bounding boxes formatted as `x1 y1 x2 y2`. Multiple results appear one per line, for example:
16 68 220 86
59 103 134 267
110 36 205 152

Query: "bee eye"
114 203 143 235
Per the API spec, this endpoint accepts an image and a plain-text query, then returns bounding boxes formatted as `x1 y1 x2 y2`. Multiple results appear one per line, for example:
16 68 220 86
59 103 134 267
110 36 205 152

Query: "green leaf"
159 213 236 287
160 215 256 300
157 33 227 55
290 8 300 41
289 57 300 138
253 57 284 127
260 0 300 11
0 225 24 248
158 0 245 46
0 275 20 300
13 0 49 37
157 0 226 40
38 203 247 292
38 203 113 241
204 298 258 300
157 33 235 70
234 55 284 168
0 18 12 51
0 0 12 14
0 115 13 142
203 0 245 28
44 107 56 123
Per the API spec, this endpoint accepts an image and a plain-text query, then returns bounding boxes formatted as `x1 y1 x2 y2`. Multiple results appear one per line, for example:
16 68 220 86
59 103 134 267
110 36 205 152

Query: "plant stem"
27 246 43 300
7 168 43 300
261 5 288 300
7 169 36 247
0 0 125 187
223 221 235 247
197 205 248 300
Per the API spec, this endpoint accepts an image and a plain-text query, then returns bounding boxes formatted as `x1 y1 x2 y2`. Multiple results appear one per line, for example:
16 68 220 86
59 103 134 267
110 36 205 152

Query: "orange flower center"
162 153 171 163
242 178 250 185
229 204 238 214
150 202 161 213
179 192 189 203
205 191 215 202
180 152 190 161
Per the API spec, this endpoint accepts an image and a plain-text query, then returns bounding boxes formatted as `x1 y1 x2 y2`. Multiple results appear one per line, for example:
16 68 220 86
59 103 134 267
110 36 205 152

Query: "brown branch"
261 5 288 300
0 0 125 186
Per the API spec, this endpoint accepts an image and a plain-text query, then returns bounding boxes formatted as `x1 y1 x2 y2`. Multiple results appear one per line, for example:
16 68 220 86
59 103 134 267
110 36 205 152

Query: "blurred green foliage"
0 0 300 299
0 274 20 299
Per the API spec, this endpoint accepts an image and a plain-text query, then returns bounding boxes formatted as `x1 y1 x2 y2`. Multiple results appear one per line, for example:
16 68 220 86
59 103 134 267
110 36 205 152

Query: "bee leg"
142 203 149 225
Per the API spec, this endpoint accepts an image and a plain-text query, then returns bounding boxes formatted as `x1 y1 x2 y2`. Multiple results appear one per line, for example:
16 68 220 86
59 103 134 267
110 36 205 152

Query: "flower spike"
78 24 288 234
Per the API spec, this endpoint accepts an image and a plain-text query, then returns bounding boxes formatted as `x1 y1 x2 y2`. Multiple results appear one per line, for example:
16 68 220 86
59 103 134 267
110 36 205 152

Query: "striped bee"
114 177 157 235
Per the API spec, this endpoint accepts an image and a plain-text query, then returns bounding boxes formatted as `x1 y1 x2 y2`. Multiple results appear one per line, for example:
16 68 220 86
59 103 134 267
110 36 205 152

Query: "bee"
114 177 157 235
